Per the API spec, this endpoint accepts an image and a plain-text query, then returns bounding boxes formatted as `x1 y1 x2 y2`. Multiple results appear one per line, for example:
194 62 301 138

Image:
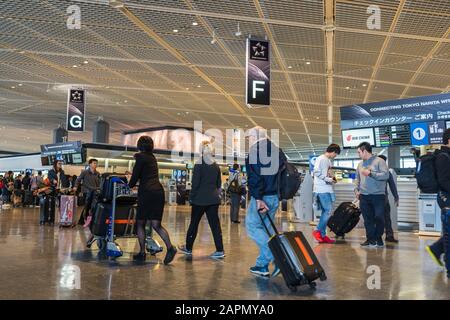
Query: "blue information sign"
410 123 429 146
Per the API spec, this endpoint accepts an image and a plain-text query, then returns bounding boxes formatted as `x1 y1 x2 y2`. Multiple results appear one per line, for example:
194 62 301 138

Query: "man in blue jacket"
245 126 287 278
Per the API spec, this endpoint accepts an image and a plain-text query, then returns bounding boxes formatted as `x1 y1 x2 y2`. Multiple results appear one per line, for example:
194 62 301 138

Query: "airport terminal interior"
0 0 450 300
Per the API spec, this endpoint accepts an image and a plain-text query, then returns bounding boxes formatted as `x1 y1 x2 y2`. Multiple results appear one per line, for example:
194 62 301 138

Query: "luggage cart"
95 178 162 258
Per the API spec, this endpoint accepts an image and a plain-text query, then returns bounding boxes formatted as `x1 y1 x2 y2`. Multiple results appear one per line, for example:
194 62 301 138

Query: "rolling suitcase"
59 195 77 227
39 195 56 224
327 201 361 238
24 190 33 206
258 209 327 292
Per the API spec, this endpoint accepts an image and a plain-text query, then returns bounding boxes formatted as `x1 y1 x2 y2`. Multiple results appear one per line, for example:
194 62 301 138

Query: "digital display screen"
341 128 375 149
374 124 411 147
446 121 450 129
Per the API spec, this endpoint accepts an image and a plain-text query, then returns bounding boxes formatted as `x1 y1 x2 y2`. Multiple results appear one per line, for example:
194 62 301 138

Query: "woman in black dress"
128 136 177 264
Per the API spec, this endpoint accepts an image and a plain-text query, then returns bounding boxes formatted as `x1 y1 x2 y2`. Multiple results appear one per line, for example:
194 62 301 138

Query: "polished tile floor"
0 205 448 300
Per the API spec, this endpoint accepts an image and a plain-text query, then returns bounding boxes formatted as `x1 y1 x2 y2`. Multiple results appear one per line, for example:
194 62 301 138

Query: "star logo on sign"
71 91 82 101
252 42 266 57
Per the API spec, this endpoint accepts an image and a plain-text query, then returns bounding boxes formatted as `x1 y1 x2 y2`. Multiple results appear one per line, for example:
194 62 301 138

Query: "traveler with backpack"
377 155 400 243
355 142 389 248
178 140 225 259
22 172 32 207
426 128 450 279
228 163 242 223
312 144 341 244
245 126 287 277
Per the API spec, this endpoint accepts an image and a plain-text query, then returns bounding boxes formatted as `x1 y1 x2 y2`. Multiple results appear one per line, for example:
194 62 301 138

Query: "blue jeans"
315 193 335 237
246 195 279 268
360 194 386 242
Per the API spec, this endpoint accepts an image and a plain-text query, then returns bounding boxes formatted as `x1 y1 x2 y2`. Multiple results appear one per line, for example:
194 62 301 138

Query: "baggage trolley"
95 178 162 258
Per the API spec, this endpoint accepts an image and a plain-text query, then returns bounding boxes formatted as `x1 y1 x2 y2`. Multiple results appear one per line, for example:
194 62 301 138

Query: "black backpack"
278 162 302 200
416 152 450 194
415 154 439 193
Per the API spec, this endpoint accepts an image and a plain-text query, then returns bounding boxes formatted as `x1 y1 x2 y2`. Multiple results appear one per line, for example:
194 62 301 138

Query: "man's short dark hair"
378 154 387 162
326 143 341 155
443 128 450 145
38 171 42 175
357 142 372 153
89 158 98 164
233 163 239 170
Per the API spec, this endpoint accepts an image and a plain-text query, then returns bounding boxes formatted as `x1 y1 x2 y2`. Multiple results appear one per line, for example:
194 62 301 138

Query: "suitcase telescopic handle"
257 208 279 237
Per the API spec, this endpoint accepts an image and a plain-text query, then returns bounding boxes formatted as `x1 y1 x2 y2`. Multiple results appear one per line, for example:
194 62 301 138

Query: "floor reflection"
0 206 448 299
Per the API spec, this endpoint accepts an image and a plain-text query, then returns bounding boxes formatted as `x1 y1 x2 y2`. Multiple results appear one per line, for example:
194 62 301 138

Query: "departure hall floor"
0 205 448 300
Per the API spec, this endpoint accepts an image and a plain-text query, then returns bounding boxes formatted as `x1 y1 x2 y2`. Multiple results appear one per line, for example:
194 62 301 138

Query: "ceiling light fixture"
192 22 198 26
173 29 179 33
362 83 367 87
288 65 292 69
11 86 15 89
306 61 311 65
83 60 89 64
345 86 350 90
72 65 78 68
18 83 23 87
235 22 242 37
211 29 217 44
109 0 124 8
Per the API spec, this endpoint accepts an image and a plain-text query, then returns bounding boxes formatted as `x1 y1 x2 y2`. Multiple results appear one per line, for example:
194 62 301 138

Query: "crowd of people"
1 127 448 279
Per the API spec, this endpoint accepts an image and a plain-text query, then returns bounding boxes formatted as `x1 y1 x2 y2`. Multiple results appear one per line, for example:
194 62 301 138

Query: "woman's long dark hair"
53 159 62 172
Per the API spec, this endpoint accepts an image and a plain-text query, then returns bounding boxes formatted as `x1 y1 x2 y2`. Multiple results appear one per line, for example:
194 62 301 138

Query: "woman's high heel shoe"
133 252 146 261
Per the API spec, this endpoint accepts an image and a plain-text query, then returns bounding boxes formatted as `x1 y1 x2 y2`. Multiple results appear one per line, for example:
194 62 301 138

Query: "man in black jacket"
245 126 287 278
426 128 450 279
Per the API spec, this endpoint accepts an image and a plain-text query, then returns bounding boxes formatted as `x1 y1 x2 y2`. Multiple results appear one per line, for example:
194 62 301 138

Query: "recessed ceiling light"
186 111 189 114
18 50 25 54
177 113 181 115
345 86 350 90
362 83 367 87
197 85 201 88
185 87 189 90
306 61 311 65
83 60 89 64
18 83 23 86
173 29 179 33
124 100 128 103
192 22 198 26
72 65 78 68
288 66 292 69
11 86 15 89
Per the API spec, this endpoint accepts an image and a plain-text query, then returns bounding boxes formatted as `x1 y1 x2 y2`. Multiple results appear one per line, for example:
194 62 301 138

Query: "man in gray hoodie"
355 142 389 248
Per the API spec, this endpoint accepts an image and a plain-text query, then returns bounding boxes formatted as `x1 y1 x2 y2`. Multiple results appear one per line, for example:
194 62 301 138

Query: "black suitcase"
39 195 55 224
258 209 327 291
24 190 33 206
91 203 136 237
327 201 361 237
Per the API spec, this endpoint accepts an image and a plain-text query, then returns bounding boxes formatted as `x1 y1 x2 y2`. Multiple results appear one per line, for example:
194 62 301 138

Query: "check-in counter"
333 180 419 226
